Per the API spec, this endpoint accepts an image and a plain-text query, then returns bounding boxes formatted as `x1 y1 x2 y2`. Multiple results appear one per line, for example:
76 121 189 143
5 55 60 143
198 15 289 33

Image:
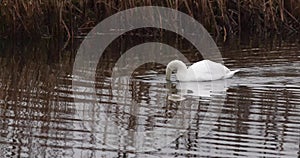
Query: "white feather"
166 60 239 81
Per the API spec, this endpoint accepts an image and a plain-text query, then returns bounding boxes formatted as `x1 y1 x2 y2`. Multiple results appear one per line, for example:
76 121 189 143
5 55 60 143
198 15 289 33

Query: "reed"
0 0 299 39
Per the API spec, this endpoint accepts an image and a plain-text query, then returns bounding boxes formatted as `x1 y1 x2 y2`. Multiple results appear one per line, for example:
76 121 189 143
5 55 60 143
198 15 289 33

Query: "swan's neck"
166 60 188 81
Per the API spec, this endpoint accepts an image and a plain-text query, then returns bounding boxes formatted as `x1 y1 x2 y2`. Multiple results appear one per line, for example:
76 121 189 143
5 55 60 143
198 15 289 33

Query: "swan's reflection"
166 79 231 141
77 76 232 153
167 79 230 101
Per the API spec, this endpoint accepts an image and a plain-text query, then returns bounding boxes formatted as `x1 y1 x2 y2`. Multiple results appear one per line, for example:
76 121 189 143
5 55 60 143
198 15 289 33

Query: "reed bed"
0 0 299 39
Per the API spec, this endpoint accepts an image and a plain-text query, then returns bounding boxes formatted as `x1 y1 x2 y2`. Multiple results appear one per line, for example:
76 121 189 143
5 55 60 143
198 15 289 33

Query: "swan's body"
166 60 239 81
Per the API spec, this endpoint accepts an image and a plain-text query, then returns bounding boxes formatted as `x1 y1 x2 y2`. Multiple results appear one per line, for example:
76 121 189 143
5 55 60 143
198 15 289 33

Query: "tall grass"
0 0 299 39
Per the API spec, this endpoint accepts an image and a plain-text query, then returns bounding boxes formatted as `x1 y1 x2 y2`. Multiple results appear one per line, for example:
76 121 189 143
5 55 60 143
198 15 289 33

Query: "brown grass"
0 0 299 39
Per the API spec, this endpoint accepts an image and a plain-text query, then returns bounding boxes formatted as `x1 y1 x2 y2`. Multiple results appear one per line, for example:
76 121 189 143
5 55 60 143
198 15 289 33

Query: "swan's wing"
188 60 230 81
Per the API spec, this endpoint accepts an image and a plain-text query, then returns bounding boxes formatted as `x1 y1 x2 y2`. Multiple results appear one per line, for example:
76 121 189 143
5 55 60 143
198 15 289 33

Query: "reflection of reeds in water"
0 32 299 156
0 40 76 156
0 0 299 39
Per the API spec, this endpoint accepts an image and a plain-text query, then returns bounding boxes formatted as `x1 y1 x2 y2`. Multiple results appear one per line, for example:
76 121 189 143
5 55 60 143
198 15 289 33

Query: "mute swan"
166 60 239 81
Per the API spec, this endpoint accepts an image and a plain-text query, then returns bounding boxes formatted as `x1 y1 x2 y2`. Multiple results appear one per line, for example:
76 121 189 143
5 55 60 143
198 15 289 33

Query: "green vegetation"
0 0 299 39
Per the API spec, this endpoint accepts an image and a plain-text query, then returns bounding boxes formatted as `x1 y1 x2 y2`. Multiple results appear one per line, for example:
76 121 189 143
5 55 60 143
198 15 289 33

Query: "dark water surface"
0 37 300 157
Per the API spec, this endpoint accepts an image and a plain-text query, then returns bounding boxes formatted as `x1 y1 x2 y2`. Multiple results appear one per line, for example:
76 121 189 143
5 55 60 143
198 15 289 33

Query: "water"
0 37 300 157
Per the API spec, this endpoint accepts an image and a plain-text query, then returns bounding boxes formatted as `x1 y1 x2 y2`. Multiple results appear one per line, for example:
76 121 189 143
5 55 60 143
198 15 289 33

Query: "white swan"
166 60 239 81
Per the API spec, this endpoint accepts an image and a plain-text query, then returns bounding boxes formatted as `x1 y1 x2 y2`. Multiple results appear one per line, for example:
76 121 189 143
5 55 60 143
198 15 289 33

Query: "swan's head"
166 60 187 81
